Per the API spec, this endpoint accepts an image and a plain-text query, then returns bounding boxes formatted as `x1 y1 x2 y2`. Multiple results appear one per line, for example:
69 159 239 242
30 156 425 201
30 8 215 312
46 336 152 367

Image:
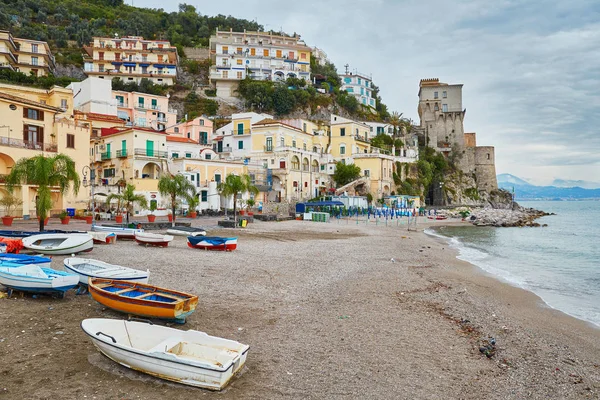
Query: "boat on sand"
64 257 149 285
134 232 174 247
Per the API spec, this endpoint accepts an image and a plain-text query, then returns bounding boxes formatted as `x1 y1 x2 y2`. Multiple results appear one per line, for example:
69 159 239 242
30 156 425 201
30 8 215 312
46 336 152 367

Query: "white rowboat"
22 233 93 255
0 264 79 296
91 225 143 239
64 258 149 285
166 226 206 237
81 318 249 391
134 232 174 247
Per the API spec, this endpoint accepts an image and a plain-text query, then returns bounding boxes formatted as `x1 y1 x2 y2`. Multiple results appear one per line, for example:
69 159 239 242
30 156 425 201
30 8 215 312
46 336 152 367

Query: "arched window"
291 156 300 170
302 158 309 172
312 159 319 173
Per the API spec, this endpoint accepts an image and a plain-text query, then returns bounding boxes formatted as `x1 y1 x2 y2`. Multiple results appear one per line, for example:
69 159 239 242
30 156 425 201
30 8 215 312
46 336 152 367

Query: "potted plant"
167 210 173 222
187 195 199 219
84 211 93 224
107 184 147 225
147 202 157 222
246 198 255 216
0 192 22 226
59 210 70 225
37 216 49 225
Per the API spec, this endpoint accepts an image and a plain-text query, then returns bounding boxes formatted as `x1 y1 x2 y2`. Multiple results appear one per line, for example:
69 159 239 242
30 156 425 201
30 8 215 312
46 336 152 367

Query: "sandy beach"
0 217 599 399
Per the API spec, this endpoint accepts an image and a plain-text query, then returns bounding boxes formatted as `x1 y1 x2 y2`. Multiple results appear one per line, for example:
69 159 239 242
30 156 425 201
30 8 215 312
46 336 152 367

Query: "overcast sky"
138 0 600 185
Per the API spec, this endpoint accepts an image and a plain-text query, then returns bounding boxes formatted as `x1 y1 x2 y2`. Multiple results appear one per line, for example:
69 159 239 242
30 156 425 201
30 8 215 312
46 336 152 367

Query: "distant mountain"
551 179 600 189
497 173 533 187
497 174 600 200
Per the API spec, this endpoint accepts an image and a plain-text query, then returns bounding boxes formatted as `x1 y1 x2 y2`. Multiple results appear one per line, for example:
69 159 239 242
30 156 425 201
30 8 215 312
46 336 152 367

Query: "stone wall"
262 200 296 217
474 146 498 192
183 47 210 60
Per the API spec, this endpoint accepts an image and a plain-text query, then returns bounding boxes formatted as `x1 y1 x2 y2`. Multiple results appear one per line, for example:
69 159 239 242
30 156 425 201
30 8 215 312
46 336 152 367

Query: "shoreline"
1 218 599 398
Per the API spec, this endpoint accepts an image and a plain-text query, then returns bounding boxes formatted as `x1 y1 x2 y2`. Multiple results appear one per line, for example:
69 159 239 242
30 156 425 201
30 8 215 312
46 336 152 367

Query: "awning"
123 62 136 67
166 65 176 69
139 63 150 67
154 64 165 68
111 62 122 66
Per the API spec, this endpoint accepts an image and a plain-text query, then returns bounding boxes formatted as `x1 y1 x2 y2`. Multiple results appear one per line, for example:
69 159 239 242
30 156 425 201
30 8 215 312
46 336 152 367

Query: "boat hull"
134 233 174 248
167 228 206 237
88 279 198 322
0 267 79 295
22 234 94 255
63 258 149 285
81 319 249 390
187 237 237 251
91 225 143 240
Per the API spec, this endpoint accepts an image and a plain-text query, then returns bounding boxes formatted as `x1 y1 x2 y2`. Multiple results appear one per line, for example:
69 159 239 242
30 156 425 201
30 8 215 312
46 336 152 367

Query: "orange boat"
88 278 198 323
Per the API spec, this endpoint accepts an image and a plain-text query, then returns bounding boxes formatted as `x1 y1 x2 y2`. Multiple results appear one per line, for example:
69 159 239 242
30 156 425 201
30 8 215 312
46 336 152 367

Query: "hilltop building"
312 47 329 66
166 117 213 144
0 83 90 217
209 29 311 99
340 70 376 108
83 35 178 85
112 90 177 131
69 78 117 115
417 78 498 195
0 30 55 77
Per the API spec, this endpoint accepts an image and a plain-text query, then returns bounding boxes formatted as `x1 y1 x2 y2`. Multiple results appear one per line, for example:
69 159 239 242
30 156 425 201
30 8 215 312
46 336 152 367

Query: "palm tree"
218 174 259 225
158 174 196 227
106 184 147 224
6 154 80 232
389 111 403 137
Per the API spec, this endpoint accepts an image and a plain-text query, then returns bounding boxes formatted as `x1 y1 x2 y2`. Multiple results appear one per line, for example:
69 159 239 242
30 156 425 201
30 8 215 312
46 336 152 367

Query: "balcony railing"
101 151 111 160
157 116 167 122
0 136 56 152
134 148 168 158
116 149 128 158
216 146 232 153
233 129 251 135
264 145 273 152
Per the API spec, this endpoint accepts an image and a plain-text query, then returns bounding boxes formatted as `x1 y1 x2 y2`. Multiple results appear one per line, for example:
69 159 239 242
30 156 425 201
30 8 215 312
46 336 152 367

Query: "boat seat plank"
114 287 138 295
149 292 185 301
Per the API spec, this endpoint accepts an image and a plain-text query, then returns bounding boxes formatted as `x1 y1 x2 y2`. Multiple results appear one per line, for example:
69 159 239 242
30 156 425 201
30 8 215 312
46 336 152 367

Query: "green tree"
333 162 361 187
272 85 296 116
218 174 258 225
158 174 196 227
388 112 403 137
6 154 80 232
106 184 147 224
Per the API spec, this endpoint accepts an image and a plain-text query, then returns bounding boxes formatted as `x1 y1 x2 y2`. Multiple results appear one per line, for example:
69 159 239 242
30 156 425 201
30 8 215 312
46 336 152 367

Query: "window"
443 91 447 98
185 153 192 158
238 140 244 150
187 132 191 138
172 153 179 158
103 168 115 178
303 123 307 132
237 123 244 134
276 50 282 58
23 124 43 144
358 78 362 84
200 132 208 145
292 140 296 148
321 165 325 171
201 191 208 202
190 175 195 181
66 134 75 148
200 119 204 126
263 49 269 57
214 174 221 183
138 97 144 108
340 128 346 136
289 51 294 59
434 104 439 111
266 137 273 151
24 108 43 120
291 156 300 169
434 91 438 99
236 47 242 54
98 64 104 72
280 160 286 168
222 71 228 78
174 127 179 133
365 81 369 88
250 48 256 56
205 153 211 160
280 137 285 147
442 104 448 112
383 168 386 177
237 59 243 65
222 46 228 54
303 143 307 151
344 77 351 84
364 170 370 177
340 145 346 155
301 53 307 60
60 99 67 110
237 71 243 79
487 153 490 160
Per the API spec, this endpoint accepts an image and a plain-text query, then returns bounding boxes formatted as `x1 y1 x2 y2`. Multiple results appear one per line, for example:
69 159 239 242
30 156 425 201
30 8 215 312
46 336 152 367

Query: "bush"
204 88 216 97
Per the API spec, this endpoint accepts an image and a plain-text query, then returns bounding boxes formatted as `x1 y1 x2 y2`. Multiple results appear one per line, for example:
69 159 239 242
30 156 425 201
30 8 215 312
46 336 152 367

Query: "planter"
115 215 123 223
147 214 156 222
247 211 254 216
85 215 93 224
1 216 14 226
60 216 70 225
189 211 197 219
37 217 49 226
239 210 246 216
168 214 173 222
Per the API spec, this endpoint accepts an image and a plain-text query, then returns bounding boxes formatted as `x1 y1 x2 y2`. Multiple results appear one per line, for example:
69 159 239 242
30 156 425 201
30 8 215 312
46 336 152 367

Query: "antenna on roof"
344 64 349 74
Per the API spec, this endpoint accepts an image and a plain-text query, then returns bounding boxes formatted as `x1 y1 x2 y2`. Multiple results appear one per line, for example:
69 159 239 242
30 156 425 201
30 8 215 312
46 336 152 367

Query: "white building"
364 122 393 139
209 29 312 99
312 47 329 66
340 71 376 108
68 77 117 115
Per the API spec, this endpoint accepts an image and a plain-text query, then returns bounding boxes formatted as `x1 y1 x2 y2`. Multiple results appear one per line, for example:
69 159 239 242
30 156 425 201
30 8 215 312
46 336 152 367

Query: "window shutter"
38 110 44 121
23 124 28 141
39 126 44 142
23 108 28 118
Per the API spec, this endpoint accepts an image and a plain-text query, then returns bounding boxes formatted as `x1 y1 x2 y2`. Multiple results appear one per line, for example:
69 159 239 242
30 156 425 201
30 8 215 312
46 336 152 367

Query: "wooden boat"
22 233 93 255
0 254 52 268
134 232 174 247
0 264 79 296
88 231 117 245
91 225 143 240
0 229 84 238
64 257 149 285
88 278 198 323
166 226 206 237
81 318 249 390
186 236 237 251
427 215 448 220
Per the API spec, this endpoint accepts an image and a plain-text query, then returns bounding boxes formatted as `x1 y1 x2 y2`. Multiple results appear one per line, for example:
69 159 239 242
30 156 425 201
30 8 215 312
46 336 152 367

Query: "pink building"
166 116 213 145
112 90 177 131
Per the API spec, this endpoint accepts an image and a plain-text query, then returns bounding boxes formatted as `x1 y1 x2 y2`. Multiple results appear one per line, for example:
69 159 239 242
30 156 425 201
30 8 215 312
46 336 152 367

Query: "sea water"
426 200 600 328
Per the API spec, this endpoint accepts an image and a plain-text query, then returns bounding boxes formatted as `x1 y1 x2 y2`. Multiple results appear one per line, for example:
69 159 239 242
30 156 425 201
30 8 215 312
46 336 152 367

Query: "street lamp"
82 165 96 219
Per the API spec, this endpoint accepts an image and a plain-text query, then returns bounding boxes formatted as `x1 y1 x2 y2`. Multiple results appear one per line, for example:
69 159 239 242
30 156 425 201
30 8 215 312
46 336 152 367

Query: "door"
217 141 223 152
237 123 244 134
151 99 157 110
121 140 126 156
146 140 154 157
106 143 111 157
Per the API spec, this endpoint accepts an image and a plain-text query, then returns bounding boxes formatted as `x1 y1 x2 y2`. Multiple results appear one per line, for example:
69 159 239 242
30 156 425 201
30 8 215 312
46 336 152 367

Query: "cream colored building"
209 29 311 98
0 30 55 77
83 35 178 85
0 84 90 218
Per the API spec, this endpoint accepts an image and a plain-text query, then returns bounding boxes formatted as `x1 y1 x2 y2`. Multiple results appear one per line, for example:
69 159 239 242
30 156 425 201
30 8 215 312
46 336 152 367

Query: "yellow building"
0 84 90 218
353 153 396 199
0 30 55 77
250 119 331 201
329 114 371 161
83 35 178 85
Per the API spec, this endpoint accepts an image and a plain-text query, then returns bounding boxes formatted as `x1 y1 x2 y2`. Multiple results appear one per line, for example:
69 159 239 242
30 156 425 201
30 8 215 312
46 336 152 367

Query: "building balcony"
0 136 56 152
232 129 251 135
0 62 15 71
134 148 168 158
0 46 17 63
101 151 111 160
264 146 273 152
116 149 128 158
215 146 232 153
116 101 128 107
157 116 167 123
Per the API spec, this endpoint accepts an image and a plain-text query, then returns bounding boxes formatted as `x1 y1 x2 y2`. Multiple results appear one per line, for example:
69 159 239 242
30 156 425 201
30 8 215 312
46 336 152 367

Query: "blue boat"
186 236 237 251
0 265 79 297
0 254 52 268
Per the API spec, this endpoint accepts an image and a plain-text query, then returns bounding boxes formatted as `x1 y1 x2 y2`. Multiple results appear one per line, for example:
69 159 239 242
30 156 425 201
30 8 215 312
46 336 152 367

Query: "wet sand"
0 217 599 399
